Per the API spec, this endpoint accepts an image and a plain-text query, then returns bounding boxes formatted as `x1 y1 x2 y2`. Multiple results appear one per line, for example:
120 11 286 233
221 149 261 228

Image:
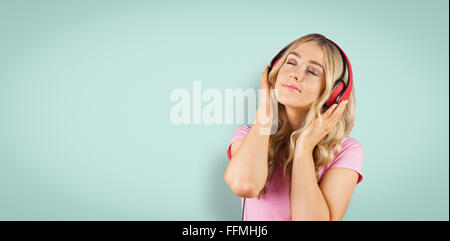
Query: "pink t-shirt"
226 125 364 221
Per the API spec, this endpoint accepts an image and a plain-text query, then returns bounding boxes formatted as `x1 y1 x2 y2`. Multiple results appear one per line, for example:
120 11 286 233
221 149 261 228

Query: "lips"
281 83 301 93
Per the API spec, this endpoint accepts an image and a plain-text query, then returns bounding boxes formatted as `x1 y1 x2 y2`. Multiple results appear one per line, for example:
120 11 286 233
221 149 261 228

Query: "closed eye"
309 71 317 76
287 61 318 76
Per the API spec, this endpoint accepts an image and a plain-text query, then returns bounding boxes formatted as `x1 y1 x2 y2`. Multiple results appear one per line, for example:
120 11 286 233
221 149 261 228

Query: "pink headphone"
267 36 353 108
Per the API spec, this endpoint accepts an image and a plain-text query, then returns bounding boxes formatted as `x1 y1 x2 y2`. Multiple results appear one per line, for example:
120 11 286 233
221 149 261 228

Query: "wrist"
255 109 274 126
253 109 274 136
295 139 315 155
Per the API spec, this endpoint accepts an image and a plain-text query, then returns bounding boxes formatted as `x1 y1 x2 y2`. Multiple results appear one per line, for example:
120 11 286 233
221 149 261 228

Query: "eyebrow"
287 52 324 72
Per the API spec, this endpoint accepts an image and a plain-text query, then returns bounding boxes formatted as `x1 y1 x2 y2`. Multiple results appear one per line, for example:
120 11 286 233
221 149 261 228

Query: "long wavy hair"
257 33 356 199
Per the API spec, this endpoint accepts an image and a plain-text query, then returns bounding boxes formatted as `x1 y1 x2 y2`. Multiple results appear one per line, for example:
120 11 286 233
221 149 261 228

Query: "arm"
290 100 358 220
290 149 330 220
224 111 272 198
290 147 358 221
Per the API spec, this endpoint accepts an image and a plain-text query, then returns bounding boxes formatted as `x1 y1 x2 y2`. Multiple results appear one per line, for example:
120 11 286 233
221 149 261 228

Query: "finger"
323 103 338 118
260 66 270 90
331 100 348 122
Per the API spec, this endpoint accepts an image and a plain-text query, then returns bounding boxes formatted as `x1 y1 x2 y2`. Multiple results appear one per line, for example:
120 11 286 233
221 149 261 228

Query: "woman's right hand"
256 66 274 126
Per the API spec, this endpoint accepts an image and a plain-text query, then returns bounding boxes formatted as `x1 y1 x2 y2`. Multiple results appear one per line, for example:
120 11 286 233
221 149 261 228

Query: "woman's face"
274 41 326 109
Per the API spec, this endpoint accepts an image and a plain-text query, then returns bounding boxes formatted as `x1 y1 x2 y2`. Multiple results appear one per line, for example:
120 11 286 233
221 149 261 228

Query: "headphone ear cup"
326 80 345 108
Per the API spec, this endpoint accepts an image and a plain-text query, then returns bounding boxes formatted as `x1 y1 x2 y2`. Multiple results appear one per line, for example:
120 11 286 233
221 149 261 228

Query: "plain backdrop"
0 0 448 220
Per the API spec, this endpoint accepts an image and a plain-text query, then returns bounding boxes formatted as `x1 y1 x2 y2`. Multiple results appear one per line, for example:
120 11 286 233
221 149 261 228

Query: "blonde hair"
258 33 356 198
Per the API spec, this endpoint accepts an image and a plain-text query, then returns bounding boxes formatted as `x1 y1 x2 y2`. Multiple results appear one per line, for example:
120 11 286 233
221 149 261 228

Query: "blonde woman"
224 33 364 221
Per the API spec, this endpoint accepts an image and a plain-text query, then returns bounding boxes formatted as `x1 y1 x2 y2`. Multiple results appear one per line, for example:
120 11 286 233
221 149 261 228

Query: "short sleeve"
226 125 251 161
327 138 365 184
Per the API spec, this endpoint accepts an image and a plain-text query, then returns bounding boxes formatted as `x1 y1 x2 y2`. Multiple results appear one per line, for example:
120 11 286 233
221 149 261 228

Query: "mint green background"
0 0 448 220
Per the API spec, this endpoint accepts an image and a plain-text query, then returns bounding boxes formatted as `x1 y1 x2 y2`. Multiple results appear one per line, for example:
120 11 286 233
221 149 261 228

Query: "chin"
276 94 305 109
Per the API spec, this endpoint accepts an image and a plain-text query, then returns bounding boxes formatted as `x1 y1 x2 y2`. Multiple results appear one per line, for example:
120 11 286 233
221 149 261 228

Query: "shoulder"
334 136 364 163
226 125 252 161
235 124 252 133
338 137 364 154
230 125 252 143
327 136 365 183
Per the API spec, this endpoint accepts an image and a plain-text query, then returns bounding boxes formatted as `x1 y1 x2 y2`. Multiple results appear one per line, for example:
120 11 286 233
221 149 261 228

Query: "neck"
284 105 308 132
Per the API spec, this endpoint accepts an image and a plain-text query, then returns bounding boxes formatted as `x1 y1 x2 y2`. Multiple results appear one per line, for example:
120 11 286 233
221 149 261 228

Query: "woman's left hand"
296 100 349 153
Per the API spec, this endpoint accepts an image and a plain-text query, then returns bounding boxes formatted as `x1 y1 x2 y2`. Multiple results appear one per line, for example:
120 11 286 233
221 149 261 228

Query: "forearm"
225 111 272 196
290 148 330 221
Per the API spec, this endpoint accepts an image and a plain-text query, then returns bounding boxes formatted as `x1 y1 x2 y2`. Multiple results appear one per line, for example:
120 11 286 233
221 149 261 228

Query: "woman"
224 33 364 221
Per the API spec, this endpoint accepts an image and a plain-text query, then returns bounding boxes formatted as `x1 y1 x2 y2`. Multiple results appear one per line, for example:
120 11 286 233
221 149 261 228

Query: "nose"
288 72 299 81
